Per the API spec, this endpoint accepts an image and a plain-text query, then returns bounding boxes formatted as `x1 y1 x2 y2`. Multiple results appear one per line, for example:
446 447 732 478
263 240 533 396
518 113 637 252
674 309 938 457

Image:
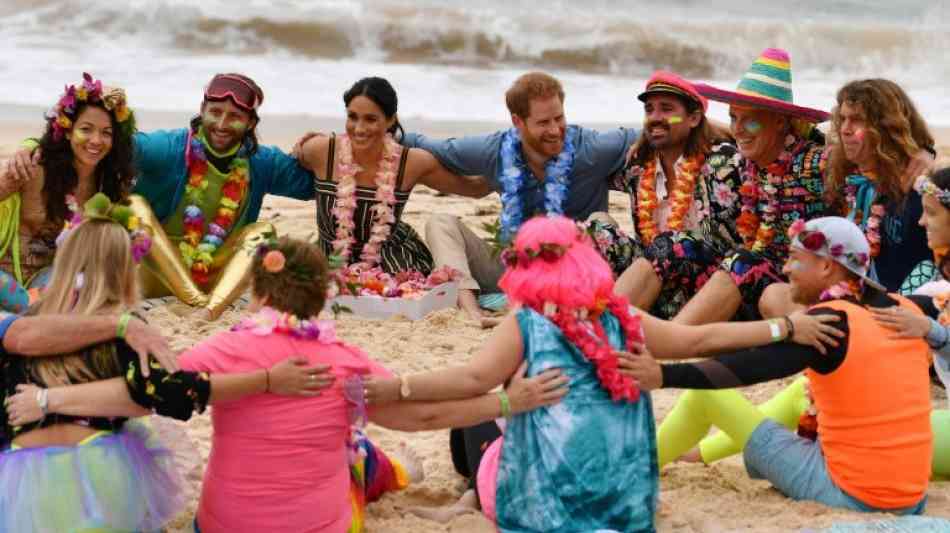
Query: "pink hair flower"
263 250 286 273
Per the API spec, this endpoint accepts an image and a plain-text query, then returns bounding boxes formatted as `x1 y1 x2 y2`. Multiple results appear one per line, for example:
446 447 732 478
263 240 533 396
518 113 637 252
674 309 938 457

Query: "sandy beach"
4 107 950 532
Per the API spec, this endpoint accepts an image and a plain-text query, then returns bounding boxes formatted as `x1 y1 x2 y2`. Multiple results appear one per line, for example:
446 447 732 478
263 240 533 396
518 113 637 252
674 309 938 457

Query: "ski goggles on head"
204 74 263 112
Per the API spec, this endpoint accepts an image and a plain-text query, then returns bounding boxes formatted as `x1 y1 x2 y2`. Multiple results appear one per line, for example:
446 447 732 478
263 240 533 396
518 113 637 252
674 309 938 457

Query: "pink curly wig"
498 215 615 310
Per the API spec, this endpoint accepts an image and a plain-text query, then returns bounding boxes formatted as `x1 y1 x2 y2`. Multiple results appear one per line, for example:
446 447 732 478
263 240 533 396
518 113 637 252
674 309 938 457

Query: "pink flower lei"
332 134 402 267
737 135 799 253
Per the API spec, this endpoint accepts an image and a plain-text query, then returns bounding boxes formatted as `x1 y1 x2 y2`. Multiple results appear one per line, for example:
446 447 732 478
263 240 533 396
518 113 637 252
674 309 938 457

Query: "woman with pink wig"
365 215 842 532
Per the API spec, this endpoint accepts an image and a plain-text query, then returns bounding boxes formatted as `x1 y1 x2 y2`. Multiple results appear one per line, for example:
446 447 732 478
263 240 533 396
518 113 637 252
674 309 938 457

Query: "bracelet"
265 368 271 393
496 389 512 419
116 312 132 339
36 388 49 416
767 319 783 342
782 316 795 341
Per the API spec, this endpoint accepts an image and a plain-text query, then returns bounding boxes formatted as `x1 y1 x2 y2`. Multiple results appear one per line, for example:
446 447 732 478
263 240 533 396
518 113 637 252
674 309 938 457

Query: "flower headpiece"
45 73 135 142
499 228 584 269
254 236 318 283
56 193 152 262
914 175 950 208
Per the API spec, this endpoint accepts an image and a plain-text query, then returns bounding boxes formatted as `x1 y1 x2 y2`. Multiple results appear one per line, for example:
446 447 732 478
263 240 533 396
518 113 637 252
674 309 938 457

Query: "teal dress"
495 308 658 533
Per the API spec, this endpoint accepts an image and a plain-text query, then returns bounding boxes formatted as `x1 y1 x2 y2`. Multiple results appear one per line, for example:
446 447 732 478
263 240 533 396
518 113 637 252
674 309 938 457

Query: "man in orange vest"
624 216 932 514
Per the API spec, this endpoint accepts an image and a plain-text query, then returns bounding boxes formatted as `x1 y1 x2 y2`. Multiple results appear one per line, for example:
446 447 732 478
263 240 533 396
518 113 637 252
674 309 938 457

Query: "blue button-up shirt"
403 126 638 220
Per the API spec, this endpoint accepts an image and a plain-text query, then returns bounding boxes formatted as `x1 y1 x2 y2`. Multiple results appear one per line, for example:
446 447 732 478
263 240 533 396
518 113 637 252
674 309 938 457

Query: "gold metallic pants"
129 195 274 319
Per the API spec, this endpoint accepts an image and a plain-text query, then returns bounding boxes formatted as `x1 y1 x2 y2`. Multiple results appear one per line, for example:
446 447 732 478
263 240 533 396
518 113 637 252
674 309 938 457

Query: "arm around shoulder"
412 148 493 198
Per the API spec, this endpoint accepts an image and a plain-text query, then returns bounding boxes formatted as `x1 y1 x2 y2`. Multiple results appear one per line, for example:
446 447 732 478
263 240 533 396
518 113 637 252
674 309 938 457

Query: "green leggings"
656 378 950 480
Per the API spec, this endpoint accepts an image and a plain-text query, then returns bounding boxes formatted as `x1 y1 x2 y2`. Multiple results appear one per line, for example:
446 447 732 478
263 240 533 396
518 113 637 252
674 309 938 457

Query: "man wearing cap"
9 73 315 320
623 216 932 515
404 72 638 327
588 70 743 319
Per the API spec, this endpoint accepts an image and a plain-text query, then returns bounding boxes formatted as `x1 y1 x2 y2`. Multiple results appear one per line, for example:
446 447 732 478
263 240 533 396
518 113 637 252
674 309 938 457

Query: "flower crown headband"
787 219 869 271
499 228 585 269
914 175 950 208
45 73 135 142
57 193 153 263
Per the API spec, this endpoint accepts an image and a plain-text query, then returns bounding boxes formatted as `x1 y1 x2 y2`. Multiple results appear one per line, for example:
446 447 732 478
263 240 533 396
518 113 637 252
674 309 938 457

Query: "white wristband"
768 319 783 342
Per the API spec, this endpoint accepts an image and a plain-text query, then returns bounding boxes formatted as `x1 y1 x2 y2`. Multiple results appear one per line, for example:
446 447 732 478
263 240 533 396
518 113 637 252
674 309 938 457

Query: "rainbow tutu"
0 418 186 533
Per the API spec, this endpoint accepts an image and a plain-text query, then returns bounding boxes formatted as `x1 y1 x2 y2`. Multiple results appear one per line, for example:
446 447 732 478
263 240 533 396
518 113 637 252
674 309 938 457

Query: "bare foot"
390 441 425 484
478 315 502 329
410 490 479 523
677 447 703 464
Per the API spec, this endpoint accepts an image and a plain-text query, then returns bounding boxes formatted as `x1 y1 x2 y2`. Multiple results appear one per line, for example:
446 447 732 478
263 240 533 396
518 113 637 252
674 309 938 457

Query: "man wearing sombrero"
10 74 317 320
586 70 745 320
670 48 931 325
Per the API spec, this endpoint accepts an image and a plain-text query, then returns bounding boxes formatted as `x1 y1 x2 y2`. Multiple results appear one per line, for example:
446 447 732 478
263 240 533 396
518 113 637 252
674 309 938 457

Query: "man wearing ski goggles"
7 72 315 320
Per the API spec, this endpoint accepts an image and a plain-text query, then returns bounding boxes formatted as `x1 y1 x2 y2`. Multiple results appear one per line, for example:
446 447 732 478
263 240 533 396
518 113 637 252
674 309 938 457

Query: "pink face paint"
853 129 865 141
667 116 683 125
744 119 763 135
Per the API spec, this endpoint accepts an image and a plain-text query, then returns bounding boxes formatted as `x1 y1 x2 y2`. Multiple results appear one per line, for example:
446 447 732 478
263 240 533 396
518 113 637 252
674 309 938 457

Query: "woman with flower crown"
6 232 561 532
360 215 844 531
0 195 333 532
0 73 136 314
296 77 491 278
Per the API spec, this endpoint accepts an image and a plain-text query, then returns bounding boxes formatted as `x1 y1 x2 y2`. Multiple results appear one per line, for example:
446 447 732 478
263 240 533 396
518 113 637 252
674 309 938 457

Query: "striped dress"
315 135 433 275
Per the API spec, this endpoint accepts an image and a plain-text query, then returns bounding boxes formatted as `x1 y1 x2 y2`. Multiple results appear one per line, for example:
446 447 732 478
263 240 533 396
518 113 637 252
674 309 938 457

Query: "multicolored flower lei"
497 127 576 243
179 130 250 285
539 293 644 403
844 174 885 259
736 135 798 253
232 306 337 342
636 154 704 245
332 265 461 299
332 134 401 268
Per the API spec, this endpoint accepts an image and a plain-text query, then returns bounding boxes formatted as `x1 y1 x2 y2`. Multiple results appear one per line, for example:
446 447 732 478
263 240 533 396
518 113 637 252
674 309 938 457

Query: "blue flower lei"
498 126 576 242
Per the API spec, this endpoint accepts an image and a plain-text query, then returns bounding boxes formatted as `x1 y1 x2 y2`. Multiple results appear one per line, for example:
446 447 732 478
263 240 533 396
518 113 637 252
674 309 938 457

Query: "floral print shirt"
611 142 745 251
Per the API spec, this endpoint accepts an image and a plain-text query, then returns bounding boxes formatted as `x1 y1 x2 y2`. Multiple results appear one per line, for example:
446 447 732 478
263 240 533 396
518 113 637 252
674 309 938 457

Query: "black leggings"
449 421 502 500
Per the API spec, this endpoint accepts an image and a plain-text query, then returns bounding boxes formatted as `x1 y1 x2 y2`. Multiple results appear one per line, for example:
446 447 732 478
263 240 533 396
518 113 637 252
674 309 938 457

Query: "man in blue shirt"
404 72 638 326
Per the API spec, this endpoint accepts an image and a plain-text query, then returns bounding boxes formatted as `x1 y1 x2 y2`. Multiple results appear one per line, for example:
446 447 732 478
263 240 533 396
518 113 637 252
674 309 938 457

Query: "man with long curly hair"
759 79 935 317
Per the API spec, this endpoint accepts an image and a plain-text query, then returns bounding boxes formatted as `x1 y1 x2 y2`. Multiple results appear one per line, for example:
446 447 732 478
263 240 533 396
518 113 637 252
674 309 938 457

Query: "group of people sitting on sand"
1 46 949 532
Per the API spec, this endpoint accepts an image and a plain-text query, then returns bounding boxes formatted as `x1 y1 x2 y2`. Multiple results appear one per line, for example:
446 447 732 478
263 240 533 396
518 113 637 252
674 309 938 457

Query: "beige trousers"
425 214 506 293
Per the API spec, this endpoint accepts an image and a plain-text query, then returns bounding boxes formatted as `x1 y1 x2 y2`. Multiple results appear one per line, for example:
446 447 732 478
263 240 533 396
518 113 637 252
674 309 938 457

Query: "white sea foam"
0 0 948 125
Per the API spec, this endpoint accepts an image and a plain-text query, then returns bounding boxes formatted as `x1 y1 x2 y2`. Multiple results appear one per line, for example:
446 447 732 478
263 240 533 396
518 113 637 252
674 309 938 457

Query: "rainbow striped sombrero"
693 48 831 123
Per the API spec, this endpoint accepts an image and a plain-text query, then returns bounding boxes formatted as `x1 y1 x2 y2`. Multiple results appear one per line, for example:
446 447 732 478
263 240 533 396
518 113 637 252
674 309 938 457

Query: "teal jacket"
131 128 315 224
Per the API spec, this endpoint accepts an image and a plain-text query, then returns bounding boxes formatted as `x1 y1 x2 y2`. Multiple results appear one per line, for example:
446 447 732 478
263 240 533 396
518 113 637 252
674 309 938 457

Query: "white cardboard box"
328 282 458 320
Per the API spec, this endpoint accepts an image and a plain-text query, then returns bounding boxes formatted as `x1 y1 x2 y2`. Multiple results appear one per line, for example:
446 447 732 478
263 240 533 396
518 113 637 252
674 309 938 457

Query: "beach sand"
3 107 950 532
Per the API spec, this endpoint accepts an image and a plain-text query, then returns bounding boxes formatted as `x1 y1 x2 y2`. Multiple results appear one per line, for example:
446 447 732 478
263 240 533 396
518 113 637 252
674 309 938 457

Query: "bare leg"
615 258 662 310
410 489 480 523
758 282 804 318
672 271 741 325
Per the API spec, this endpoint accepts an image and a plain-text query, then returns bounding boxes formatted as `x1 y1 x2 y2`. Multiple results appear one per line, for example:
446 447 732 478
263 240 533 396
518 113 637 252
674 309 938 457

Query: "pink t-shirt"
178 328 391 533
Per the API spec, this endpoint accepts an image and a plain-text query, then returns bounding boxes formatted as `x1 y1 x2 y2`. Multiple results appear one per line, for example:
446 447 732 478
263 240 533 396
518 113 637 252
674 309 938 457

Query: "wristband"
782 316 795 340
767 319 783 342
116 312 132 339
36 388 49 416
496 389 512 418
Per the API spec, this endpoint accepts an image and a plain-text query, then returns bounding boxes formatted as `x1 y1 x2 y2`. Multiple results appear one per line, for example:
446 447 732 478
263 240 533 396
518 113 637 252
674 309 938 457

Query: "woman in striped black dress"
298 77 490 275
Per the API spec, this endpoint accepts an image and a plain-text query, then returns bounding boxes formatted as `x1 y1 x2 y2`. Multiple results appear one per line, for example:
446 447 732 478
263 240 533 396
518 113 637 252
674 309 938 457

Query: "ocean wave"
2 0 948 81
